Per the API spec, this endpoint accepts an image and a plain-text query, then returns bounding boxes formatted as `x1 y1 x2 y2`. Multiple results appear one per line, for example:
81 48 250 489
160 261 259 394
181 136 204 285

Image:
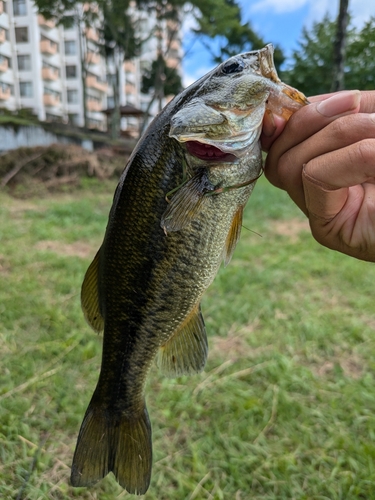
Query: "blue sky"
182 0 375 86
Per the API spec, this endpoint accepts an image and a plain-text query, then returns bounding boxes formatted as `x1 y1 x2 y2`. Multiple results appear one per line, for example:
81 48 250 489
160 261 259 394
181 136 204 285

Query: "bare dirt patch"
270 218 310 243
210 321 274 361
311 351 365 380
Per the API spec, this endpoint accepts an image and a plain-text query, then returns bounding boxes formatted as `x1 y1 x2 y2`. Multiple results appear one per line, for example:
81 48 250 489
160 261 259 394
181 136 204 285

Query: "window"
64 40 76 55
68 113 79 125
13 0 26 16
17 54 31 71
106 73 116 86
44 86 61 98
67 89 78 104
65 65 77 78
15 27 28 43
106 96 114 108
0 27 10 41
0 54 10 69
19 81 33 97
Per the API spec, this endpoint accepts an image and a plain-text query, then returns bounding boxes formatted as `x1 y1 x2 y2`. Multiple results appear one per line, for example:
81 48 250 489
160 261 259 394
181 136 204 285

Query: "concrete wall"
0 124 93 152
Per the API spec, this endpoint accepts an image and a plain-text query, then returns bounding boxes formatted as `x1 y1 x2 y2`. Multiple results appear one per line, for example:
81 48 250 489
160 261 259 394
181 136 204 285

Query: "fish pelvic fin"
157 303 208 377
70 403 152 495
223 205 244 266
81 248 104 333
161 170 214 232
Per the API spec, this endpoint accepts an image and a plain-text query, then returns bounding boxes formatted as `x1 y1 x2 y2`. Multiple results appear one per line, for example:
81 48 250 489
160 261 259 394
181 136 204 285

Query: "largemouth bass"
71 44 308 494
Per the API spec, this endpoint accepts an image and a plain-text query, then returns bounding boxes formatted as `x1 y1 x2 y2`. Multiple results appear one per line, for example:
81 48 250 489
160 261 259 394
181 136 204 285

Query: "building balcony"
125 83 136 94
0 57 8 72
86 75 107 93
85 28 99 42
124 60 136 72
44 93 60 106
166 56 180 68
42 67 59 81
86 99 102 112
0 29 5 44
0 86 10 100
38 15 55 29
170 39 180 51
86 51 100 65
40 39 58 55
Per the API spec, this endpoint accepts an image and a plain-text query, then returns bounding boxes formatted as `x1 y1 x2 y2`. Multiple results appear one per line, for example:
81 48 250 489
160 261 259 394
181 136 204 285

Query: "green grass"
1 176 375 499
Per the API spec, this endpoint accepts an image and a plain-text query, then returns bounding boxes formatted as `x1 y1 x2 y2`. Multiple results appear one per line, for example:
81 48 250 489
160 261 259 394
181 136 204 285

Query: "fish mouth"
180 126 260 161
185 141 237 162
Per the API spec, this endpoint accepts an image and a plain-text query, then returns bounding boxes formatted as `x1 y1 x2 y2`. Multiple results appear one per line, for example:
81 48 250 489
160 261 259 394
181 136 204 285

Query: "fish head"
169 44 308 163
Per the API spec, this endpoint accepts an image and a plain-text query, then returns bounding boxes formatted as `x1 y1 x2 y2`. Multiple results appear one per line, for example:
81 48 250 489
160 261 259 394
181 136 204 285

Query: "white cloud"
250 0 308 14
249 0 374 25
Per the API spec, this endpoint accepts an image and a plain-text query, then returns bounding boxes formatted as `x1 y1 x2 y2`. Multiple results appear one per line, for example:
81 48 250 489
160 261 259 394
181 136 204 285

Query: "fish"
70 44 308 495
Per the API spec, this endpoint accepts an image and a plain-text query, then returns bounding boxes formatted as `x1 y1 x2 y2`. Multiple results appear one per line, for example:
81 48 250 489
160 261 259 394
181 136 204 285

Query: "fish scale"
71 44 308 495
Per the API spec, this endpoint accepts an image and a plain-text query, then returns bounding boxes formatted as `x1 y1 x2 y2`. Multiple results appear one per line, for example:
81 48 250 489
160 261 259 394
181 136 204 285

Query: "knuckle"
353 139 375 166
328 116 348 137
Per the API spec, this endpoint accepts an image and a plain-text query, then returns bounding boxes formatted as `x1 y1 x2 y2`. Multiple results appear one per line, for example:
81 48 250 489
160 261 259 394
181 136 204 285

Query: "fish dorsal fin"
81 248 104 333
157 304 208 377
161 170 214 232
223 205 244 266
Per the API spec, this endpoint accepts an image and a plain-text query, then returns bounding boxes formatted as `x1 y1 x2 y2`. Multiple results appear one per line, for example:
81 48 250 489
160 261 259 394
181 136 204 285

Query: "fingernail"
317 90 361 117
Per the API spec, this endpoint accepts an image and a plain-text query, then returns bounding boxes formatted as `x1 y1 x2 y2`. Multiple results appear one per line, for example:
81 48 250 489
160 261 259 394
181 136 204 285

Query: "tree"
98 0 142 138
34 0 142 137
34 0 99 128
141 54 183 101
331 0 350 91
190 0 284 71
281 15 375 96
137 0 273 132
35 0 276 134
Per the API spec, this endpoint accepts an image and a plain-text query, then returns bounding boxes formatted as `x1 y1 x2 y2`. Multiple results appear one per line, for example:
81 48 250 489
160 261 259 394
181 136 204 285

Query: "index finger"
309 90 375 113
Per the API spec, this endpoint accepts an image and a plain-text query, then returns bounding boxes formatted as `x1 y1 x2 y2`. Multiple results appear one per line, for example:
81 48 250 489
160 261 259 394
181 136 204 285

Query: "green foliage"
98 0 141 60
190 0 285 69
141 54 183 96
282 15 375 95
33 0 98 26
2 177 375 498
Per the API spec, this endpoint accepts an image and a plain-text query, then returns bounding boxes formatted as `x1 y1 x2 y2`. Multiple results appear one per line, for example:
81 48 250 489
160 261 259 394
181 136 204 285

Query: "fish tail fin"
70 402 152 495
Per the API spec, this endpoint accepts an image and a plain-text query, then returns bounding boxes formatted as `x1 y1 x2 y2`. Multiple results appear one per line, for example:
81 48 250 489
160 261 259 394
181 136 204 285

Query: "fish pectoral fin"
81 248 104 333
223 205 244 266
161 170 214 232
71 403 152 495
157 304 208 377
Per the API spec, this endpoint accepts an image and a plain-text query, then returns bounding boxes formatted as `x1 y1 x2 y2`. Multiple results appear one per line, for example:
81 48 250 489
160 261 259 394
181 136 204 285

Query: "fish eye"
221 58 245 75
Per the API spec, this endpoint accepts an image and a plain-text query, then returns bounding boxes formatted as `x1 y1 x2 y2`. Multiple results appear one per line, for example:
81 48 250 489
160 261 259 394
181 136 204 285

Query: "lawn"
1 176 375 499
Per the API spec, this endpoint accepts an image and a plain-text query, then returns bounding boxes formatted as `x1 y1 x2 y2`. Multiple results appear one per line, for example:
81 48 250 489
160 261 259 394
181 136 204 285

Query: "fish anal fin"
223 205 244 266
157 304 208 377
71 403 152 495
161 171 214 232
81 249 104 333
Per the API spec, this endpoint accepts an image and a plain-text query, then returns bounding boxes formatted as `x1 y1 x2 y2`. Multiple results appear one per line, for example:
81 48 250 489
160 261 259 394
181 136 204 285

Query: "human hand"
261 90 375 262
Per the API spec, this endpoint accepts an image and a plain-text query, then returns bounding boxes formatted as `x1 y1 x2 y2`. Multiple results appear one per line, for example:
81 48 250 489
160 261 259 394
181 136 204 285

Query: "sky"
182 0 375 87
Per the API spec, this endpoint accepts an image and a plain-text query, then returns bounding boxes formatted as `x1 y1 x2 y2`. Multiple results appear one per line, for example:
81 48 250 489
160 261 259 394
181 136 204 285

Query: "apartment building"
0 0 183 132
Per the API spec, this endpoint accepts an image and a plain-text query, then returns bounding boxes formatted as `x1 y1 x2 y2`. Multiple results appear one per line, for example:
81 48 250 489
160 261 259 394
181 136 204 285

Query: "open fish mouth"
182 126 261 161
185 141 237 162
